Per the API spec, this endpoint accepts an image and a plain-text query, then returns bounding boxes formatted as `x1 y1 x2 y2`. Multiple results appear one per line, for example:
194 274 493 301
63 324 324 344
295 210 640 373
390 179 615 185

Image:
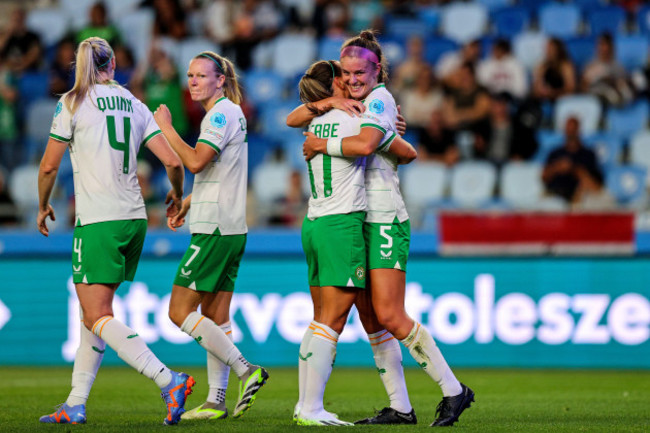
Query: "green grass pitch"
2 366 649 432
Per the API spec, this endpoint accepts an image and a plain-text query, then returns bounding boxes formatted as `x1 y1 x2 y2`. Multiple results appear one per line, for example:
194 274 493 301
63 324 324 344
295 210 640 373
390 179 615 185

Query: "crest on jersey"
54 102 63 118
355 266 365 281
368 99 384 114
210 112 227 128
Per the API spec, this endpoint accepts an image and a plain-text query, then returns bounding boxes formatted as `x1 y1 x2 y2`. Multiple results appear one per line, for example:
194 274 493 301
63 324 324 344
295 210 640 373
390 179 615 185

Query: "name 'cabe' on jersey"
306 109 367 220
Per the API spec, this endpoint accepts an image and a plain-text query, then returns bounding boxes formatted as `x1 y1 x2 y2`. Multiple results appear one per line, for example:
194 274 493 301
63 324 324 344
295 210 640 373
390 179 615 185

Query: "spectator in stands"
0 54 20 170
417 109 460 166
230 0 283 70
436 39 481 89
113 44 136 86
399 67 443 129
151 0 188 40
441 61 490 136
77 2 122 47
392 36 429 95
542 116 612 208
131 45 190 142
0 7 42 73
0 168 18 226
50 37 76 96
477 38 528 101
473 93 539 165
582 32 633 107
532 38 576 102
203 0 235 45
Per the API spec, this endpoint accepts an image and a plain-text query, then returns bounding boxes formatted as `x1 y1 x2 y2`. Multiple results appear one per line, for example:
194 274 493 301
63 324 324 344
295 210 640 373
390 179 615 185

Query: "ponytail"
299 60 341 104
341 29 389 83
195 51 242 105
63 37 114 114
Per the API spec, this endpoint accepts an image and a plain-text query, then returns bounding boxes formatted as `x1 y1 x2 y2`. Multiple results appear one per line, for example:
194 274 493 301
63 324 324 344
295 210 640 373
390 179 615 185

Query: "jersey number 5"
107 115 131 174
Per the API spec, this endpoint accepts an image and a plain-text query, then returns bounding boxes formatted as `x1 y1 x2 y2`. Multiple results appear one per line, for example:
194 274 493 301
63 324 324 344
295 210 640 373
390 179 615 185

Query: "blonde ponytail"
63 37 114 113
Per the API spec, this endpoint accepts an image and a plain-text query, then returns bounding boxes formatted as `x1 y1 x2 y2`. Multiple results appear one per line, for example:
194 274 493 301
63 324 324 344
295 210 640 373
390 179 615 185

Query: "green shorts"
364 218 410 271
72 219 147 284
301 211 366 289
173 228 246 293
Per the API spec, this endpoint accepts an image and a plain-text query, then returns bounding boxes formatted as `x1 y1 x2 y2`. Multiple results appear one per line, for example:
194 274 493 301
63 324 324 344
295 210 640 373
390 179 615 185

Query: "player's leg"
295 285 320 421
298 285 357 426
354 284 415 424
182 290 233 420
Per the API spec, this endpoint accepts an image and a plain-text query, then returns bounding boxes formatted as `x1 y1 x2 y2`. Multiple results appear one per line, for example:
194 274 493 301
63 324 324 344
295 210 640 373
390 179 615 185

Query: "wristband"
326 137 343 156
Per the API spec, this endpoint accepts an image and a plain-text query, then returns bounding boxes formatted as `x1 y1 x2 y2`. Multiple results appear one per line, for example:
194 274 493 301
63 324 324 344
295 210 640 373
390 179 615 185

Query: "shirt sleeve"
140 107 162 146
49 97 73 143
196 108 236 155
360 92 397 151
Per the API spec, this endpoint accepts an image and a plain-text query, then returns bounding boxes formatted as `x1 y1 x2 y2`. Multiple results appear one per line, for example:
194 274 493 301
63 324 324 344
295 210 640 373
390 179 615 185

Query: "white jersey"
361 84 409 224
306 109 366 219
50 84 160 226
190 96 248 235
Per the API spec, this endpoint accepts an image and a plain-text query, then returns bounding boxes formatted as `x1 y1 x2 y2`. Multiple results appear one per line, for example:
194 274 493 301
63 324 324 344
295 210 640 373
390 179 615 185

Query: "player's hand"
167 195 190 232
154 104 172 127
303 131 320 161
37 204 55 237
396 105 407 137
165 189 182 217
329 97 365 117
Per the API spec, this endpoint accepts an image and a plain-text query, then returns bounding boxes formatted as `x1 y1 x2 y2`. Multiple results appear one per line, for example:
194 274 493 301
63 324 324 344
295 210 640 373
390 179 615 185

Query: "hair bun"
359 30 377 42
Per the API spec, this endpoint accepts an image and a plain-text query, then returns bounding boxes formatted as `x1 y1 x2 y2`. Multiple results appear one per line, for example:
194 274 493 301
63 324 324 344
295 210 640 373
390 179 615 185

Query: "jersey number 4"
107 115 131 174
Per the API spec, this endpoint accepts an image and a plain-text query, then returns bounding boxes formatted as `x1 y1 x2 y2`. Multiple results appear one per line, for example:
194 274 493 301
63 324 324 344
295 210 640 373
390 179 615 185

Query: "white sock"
368 330 412 413
297 321 316 410
302 322 338 415
400 322 462 397
92 316 172 389
206 321 232 404
66 317 105 406
181 311 250 378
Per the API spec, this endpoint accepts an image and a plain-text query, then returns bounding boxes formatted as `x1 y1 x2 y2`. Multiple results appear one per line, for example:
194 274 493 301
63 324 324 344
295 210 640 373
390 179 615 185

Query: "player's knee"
168 306 187 328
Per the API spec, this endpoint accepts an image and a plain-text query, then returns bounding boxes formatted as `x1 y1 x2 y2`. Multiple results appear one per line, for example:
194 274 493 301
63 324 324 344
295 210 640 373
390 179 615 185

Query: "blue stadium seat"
449 161 497 208
477 0 512 12
513 31 547 71
500 162 544 209
18 71 49 112
492 7 531 38
565 36 596 72
606 100 649 141
637 5 650 35
629 130 650 185
440 3 488 44
418 7 441 29
116 9 154 62
538 3 581 38
401 161 448 224
517 0 548 17
318 36 345 61
423 37 458 65
26 8 68 47
243 69 286 105
378 37 407 66
573 0 605 10
385 17 431 39
606 165 647 206
259 102 303 142
533 129 563 163
586 5 626 36
615 35 649 71
25 98 59 163
271 33 317 78
583 133 624 168
554 94 602 136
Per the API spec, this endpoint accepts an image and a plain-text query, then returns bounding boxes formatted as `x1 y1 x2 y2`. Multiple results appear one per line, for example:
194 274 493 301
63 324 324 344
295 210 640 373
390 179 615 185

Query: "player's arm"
286 97 365 128
168 193 191 232
154 104 215 174
303 126 384 160
388 135 417 165
37 137 67 236
145 132 184 214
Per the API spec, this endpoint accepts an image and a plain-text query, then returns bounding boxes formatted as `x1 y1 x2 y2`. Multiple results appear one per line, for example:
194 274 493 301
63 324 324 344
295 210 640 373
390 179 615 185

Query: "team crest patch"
355 266 365 281
210 112 227 128
368 99 384 114
54 102 63 118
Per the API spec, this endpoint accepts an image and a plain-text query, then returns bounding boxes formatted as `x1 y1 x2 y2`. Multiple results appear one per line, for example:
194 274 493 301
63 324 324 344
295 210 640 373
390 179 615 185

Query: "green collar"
360 83 386 103
214 96 226 105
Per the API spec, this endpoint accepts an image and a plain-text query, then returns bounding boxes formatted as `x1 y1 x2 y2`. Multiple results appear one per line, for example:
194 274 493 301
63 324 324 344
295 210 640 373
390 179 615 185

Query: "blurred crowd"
1 0 650 231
